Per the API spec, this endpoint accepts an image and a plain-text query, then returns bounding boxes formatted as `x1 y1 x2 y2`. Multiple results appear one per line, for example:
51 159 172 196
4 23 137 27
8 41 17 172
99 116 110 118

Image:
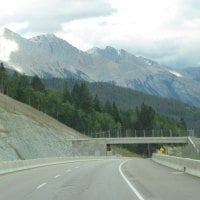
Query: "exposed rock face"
0 93 87 161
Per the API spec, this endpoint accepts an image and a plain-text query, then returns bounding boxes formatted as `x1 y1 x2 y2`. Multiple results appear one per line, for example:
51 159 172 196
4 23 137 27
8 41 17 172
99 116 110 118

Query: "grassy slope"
112 145 141 157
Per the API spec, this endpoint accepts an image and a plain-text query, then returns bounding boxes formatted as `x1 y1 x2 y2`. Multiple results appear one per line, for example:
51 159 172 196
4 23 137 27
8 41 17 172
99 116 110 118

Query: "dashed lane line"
37 182 47 189
54 174 61 179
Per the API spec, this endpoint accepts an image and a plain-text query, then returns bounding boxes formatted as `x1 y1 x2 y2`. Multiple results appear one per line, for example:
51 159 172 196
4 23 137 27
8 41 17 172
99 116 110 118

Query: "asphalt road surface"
0 158 200 200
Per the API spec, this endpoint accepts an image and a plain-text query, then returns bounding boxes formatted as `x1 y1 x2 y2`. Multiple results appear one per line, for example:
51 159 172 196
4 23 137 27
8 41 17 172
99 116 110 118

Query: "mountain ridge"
1 28 200 107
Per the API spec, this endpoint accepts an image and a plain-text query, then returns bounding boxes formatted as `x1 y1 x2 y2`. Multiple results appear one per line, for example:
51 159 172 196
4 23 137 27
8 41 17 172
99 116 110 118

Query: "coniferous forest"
0 62 187 138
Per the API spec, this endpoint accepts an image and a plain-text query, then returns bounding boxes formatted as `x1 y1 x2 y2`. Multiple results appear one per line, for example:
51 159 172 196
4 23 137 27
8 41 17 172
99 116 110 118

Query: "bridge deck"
70 137 189 144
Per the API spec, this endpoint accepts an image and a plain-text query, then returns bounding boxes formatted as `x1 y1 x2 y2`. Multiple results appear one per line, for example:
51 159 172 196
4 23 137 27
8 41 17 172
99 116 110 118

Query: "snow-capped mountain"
1 28 200 107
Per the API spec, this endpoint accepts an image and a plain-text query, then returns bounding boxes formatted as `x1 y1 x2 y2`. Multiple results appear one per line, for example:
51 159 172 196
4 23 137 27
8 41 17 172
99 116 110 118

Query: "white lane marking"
54 174 61 178
75 166 80 169
66 169 72 173
37 182 47 189
119 160 145 200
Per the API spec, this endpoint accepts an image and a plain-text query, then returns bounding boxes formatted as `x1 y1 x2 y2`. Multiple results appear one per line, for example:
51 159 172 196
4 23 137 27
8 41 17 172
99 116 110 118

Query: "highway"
0 158 200 200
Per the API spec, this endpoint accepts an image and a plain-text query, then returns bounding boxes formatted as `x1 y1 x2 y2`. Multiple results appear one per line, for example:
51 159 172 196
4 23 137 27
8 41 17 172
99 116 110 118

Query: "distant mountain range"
1 28 200 107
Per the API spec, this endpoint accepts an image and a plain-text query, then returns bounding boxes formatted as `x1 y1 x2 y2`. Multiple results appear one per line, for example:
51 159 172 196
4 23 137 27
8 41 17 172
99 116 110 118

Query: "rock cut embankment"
0 93 85 161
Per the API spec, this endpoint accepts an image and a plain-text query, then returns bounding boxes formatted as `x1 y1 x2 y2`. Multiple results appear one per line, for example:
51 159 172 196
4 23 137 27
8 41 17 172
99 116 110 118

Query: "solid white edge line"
37 182 47 189
119 160 145 200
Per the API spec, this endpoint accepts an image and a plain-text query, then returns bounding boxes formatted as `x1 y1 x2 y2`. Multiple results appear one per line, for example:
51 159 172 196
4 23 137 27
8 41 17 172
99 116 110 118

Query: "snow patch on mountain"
168 70 183 78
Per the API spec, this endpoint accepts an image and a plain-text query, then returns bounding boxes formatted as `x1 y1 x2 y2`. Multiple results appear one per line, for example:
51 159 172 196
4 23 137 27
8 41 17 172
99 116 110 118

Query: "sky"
0 0 200 69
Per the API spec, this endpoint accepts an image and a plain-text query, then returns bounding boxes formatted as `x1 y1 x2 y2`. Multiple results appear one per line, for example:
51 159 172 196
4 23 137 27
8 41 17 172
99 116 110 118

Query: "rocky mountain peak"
1 29 200 107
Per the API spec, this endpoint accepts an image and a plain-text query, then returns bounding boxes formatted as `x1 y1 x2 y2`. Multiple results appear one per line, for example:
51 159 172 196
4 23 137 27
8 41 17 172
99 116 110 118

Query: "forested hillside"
0 63 187 138
43 78 200 133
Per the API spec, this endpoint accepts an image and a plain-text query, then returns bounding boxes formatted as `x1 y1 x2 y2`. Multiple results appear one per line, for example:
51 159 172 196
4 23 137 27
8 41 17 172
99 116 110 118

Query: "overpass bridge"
68 130 195 156
70 136 189 145
69 136 190 156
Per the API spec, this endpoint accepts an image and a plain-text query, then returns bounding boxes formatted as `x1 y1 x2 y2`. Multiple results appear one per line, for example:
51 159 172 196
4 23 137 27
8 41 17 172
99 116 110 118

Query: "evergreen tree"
112 101 121 122
0 62 8 93
15 74 30 102
23 86 35 105
72 82 93 113
79 83 93 113
135 103 155 130
120 109 136 130
9 71 21 98
45 90 62 117
71 82 81 107
179 117 187 130
63 82 72 103
70 109 85 132
31 75 45 92
95 112 116 132
12 71 20 85
18 74 29 87
104 100 112 115
93 94 102 112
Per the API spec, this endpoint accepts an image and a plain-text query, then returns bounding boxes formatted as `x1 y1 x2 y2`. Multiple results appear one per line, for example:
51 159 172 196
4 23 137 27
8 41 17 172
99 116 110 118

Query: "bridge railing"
90 129 194 138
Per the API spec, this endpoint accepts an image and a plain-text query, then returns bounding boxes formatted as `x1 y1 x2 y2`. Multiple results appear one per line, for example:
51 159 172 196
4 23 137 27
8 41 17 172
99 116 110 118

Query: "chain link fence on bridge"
90 129 194 138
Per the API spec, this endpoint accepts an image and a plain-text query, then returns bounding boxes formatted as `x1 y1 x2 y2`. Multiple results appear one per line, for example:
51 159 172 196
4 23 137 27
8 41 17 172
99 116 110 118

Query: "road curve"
0 158 200 200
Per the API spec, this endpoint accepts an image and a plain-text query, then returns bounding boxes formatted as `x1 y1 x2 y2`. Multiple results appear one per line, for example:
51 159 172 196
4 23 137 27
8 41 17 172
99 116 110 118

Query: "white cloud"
57 0 180 50
0 0 115 32
58 0 200 68
0 0 38 18
3 22 29 32
0 30 18 61
59 1 171 46
0 0 200 68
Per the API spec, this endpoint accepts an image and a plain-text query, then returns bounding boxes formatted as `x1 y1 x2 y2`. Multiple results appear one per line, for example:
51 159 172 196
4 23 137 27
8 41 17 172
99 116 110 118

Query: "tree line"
0 62 187 137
